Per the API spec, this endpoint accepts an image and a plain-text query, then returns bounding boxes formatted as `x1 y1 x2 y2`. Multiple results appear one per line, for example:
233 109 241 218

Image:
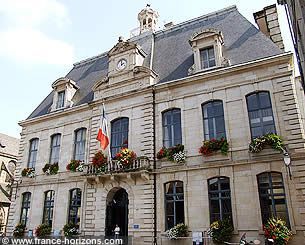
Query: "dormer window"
200 47 216 69
189 28 229 74
51 77 79 112
56 91 65 109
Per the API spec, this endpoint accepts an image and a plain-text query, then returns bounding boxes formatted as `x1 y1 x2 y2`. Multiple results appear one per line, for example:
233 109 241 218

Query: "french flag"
96 104 109 150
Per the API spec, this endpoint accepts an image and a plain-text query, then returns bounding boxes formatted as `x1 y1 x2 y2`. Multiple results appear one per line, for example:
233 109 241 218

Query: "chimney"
253 4 285 51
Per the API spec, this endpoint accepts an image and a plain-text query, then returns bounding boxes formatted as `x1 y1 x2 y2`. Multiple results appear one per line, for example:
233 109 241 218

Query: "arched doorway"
105 188 128 237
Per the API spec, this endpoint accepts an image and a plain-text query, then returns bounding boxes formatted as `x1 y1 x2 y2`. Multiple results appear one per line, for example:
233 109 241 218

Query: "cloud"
0 0 74 65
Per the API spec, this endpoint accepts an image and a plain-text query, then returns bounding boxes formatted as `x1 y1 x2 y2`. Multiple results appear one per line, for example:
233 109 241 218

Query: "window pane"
202 101 226 140
74 129 86 161
162 109 182 147
111 118 129 156
208 177 232 223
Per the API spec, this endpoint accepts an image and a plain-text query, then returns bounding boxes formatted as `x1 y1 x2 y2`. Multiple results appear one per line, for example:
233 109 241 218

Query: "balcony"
83 157 151 184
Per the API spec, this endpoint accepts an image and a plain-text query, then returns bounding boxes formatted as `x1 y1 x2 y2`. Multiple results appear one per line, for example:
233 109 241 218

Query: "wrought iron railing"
83 157 151 175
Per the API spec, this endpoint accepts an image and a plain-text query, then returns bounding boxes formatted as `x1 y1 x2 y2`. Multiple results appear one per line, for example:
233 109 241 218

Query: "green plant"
263 217 292 245
42 162 59 175
166 223 188 240
63 222 79 237
157 144 185 163
35 223 52 237
114 148 137 167
92 151 107 168
249 133 284 153
66 160 84 172
199 138 228 156
208 219 233 244
21 168 36 178
13 223 26 237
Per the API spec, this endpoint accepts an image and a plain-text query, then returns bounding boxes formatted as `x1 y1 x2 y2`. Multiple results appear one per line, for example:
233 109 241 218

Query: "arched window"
42 190 55 227
111 118 129 156
74 128 86 161
246 91 276 138
143 19 146 26
20 192 31 226
28 138 39 168
208 177 232 223
202 101 226 140
68 188 82 226
49 134 61 163
162 109 182 148
257 172 289 225
164 181 184 229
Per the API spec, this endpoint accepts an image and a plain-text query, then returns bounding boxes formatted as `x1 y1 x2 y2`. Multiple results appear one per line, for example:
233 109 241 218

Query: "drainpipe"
153 85 157 245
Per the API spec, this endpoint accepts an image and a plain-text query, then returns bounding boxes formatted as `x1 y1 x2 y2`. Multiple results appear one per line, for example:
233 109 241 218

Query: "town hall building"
7 4 305 244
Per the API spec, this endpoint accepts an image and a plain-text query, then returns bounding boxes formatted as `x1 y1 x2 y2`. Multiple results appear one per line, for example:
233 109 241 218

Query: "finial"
146 4 151 7
118 36 124 42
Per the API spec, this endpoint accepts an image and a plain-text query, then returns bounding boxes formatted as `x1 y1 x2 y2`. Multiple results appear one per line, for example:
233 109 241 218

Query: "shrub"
166 223 188 240
208 219 233 244
263 217 292 245
35 223 52 237
13 223 26 237
199 138 228 156
42 162 59 175
63 222 79 237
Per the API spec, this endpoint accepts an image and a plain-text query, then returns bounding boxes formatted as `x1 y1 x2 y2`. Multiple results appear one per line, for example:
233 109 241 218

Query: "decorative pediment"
189 28 224 46
51 77 79 89
108 37 146 57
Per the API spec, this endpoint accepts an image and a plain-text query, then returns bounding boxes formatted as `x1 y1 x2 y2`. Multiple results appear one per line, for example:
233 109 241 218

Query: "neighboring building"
7 4 305 244
0 133 19 234
278 0 305 91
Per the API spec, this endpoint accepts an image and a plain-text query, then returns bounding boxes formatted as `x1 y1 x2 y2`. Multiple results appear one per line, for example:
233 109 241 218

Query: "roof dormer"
189 28 230 74
51 77 79 112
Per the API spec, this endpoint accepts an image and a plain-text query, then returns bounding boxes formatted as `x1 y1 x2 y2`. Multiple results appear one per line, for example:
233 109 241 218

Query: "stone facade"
6 5 305 245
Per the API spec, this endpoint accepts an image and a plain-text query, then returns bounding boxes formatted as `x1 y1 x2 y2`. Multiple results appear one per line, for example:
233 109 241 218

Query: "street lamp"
283 150 292 180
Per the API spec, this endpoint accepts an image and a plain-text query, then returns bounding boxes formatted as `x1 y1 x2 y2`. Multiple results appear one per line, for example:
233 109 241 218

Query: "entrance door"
105 188 129 237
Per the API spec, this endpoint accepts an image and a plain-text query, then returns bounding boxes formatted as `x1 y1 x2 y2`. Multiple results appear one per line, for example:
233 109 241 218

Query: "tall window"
111 118 129 156
20 192 31 226
208 177 232 223
74 128 86 161
257 172 289 225
202 101 226 140
200 47 216 69
68 188 82 226
42 190 55 227
165 181 184 229
246 92 276 138
49 134 61 163
162 109 182 148
28 138 39 168
56 91 65 109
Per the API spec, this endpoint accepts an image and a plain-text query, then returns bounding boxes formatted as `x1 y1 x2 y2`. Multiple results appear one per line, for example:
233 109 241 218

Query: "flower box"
157 144 186 164
66 160 84 172
249 133 284 153
42 162 59 175
114 148 137 168
21 168 36 178
199 138 228 157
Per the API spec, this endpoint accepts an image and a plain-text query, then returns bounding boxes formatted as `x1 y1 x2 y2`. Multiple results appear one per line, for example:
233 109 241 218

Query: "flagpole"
103 103 112 165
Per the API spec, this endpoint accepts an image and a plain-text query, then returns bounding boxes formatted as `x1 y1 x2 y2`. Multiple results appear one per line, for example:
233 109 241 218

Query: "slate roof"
28 5 282 120
0 133 19 158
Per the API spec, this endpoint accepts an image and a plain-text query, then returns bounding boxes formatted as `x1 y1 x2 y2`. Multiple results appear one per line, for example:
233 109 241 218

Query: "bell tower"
138 4 159 34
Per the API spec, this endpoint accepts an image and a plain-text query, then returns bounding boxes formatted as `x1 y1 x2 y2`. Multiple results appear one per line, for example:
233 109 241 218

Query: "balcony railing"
83 157 151 175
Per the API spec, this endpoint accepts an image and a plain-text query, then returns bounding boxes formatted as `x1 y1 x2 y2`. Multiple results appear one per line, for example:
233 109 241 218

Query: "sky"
0 0 294 138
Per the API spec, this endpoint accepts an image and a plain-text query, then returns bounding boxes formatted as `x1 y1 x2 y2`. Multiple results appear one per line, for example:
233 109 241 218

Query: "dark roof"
28 6 282 119
0 133 19 157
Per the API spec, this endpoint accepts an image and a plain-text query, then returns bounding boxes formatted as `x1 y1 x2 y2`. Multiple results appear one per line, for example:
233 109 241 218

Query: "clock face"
117 58 127 70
